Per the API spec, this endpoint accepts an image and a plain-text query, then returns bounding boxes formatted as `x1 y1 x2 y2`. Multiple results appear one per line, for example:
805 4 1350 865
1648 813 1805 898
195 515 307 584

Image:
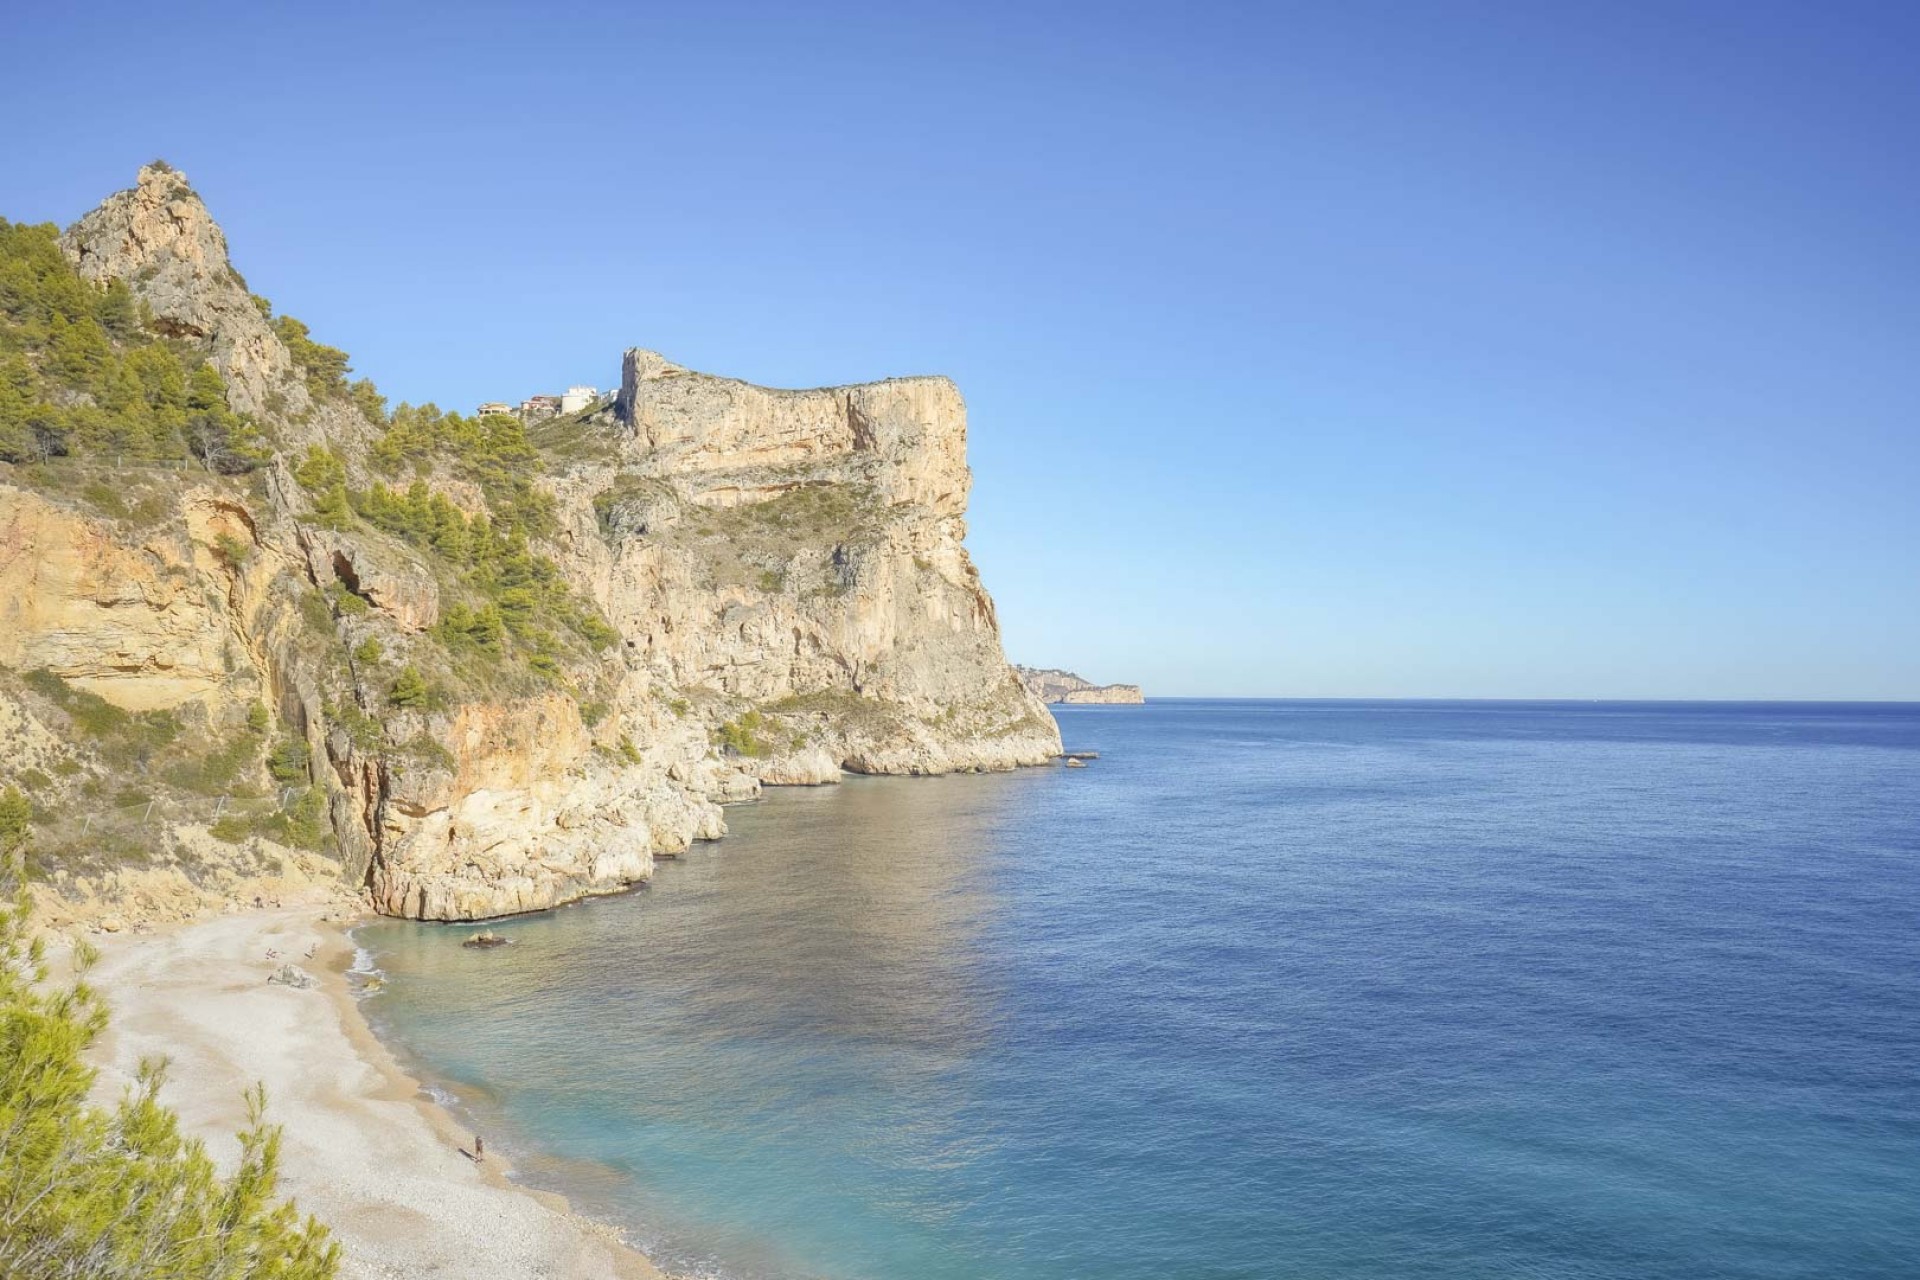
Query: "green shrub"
576 611 620 651
293 447 351 529
325 700 382 753
260 786 330 851
371 403 551 534
80 480 130 518
213 531 251 566
22 669 180 766
715 711 769 758
0 786 28 853
0 888 341 1276
270 314 352 401
349 378 388 425
387 666 429 710
399 734 456 773
162 731 258 796
434 602 504 653
328 583 369 616
352 636 383 665
0 219 267 470
358 481 614 668
267 734 310 784
298 588 334 636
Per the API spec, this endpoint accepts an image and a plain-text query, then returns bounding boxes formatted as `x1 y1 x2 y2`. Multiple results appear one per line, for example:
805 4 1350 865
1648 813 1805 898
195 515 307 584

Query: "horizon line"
1079 695 1920 706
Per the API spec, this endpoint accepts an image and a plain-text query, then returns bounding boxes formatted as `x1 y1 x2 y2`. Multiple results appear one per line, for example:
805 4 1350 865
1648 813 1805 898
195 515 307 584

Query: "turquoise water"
358 701 1920 1279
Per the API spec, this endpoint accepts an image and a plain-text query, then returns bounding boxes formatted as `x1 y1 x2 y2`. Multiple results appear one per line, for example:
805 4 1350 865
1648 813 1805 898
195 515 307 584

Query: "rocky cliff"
0 164 1058 924
1017 666 1145 705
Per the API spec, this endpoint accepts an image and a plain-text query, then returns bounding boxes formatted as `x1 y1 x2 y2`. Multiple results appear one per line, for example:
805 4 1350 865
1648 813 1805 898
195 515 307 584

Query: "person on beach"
474 1135 484 1160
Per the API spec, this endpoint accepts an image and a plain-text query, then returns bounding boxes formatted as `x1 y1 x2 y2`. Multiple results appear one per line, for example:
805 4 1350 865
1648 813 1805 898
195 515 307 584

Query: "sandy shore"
85 905 666 1280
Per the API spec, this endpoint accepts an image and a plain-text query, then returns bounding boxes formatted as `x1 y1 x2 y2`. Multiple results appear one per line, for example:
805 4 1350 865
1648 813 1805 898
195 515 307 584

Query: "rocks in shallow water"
1065 758 1088 768
754 745 844 786
462 931 511 949
267 963 317 989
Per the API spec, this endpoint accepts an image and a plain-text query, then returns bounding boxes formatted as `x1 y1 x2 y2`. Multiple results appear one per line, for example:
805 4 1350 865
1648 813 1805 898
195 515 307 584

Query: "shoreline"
84 902 670 1280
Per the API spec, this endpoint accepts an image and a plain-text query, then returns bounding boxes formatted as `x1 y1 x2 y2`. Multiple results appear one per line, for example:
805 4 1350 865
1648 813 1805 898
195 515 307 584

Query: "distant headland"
1018 666 1145 705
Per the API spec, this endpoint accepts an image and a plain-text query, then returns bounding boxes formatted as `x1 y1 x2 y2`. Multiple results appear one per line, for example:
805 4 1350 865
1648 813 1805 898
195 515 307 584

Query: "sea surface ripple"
359 700 1920 1279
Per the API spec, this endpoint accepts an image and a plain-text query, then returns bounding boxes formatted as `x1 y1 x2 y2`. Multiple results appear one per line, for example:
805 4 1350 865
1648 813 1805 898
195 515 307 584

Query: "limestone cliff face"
364 693 728 920
62 166 306 423
0 489 252 712
556 350 1060 781
3 165 1057 925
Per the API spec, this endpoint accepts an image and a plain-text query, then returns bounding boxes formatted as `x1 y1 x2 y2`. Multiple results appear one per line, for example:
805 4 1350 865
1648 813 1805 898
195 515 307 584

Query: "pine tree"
0 880 341 1278
388 666 429 709
183 364 267 474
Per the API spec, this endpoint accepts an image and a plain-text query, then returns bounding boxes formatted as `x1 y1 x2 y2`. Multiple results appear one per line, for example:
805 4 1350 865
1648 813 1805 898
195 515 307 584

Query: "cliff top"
622 347 960 398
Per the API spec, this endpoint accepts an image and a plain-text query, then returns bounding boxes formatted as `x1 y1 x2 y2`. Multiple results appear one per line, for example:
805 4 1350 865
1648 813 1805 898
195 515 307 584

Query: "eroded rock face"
558 350 1061 777
752 745 843 786
366 694 728 920
299 527 440 632
10 167 1058 924
61 165 309 424
0 488 247 711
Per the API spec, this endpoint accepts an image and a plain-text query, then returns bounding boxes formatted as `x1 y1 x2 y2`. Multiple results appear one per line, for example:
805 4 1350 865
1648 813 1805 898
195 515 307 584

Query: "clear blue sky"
6 1 1917 698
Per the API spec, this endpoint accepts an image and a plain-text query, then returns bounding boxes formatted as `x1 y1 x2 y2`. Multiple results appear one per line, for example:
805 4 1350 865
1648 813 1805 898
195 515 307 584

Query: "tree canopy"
0 880 340 1277
0 219 266 471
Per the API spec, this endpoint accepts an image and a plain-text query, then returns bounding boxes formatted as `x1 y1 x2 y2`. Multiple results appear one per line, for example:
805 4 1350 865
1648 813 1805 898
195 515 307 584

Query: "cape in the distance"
0 162 1060 927
1017 665 1145 704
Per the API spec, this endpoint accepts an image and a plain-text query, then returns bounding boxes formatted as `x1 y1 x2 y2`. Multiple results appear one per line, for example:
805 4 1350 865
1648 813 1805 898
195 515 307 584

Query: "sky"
5 0 1917 699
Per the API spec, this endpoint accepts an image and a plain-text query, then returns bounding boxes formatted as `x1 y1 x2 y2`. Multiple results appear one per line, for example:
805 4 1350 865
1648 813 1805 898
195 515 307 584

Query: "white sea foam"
344 937 385 992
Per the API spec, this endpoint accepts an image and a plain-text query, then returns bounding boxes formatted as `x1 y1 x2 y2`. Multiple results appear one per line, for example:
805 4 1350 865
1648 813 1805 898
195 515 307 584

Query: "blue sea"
357 700 1920 1279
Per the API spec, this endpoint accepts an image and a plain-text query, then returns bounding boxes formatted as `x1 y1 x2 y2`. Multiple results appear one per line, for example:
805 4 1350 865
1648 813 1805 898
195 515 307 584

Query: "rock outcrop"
1017 666 1145 705
0 489 249 712
556 349 1059 781
2 165 1059 925
61 165 307 423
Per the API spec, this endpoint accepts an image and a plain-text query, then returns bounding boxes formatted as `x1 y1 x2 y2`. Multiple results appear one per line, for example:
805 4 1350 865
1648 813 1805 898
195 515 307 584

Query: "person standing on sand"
474 1135 484 1160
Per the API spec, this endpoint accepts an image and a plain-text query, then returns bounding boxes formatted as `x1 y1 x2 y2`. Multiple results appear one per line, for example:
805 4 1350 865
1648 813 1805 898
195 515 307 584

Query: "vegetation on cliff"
295 434 618 683
3 191 623 864
0 666 334 887
0 220 267 472
1 165 1059 926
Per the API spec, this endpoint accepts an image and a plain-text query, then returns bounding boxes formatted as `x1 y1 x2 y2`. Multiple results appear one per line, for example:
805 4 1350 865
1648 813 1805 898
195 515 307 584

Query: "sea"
355 700 1920 1279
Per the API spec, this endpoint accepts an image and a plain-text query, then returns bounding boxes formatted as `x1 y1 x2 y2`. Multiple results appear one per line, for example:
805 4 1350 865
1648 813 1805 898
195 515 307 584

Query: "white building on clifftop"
479 387 601 421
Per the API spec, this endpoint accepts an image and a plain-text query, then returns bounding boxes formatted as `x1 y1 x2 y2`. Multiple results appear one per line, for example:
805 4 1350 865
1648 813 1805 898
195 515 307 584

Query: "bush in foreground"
0 883 339 1278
